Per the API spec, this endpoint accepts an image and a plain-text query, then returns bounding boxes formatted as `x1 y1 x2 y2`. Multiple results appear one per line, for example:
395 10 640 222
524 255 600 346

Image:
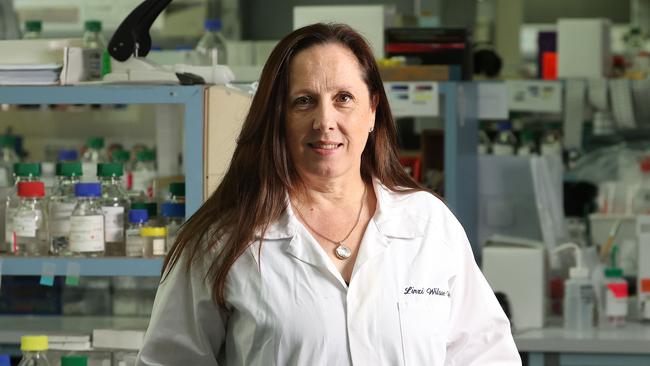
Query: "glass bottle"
61 355 87 366
81 137 107 182
132 202 158 226
23 20 42 40
98 163 129 256
18 335 50 366
12 181 48 256
195 19 228 66
161 202 185 252
492 121 518 156
82 20 107 80
141 227 167 258
0 135 19 187
126 209 148 257
4 163 41 252
69 182 105 257
49 162 82 255
168 182 185 204
111 150 132 191
131 150 156 198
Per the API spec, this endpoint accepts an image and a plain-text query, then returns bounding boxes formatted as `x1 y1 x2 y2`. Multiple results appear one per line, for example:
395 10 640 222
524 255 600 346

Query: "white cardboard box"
558 18 612 78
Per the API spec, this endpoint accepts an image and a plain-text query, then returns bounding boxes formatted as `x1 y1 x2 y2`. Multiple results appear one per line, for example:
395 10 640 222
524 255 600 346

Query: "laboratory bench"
515 323 650 366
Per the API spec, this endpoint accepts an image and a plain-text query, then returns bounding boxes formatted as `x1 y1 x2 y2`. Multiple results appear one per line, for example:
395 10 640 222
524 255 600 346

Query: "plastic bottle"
126 209 148 257
554 243 595 332
517 130 537 156
82 20 107 80
141 227 167 258
49 162 82 255
541 123 563 156
4 163 41 252
602 245 628 327
98 163 129 256
195 19 228 66
0 135 19 187
69 182 105 257
18 335 50 366
131 150 156 198
12 181 48 256
81 137 107 182
492 121 518 156
633 157 650 214
61 355 87 366
23 20 42 39
161 202 185 252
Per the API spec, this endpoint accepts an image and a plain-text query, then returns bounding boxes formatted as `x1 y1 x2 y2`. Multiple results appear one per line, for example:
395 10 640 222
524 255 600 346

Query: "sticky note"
40 262 56 286
65 262 81 286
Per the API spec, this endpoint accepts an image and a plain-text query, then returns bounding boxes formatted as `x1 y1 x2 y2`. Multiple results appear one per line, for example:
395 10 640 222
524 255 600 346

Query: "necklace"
293 185 367 260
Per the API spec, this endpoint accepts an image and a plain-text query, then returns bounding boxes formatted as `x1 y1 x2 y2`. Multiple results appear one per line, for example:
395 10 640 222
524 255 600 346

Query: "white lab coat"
138 181 521 365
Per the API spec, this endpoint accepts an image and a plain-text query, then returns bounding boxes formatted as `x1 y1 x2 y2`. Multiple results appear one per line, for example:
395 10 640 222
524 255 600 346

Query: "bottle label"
153 238 166 256
13 216 37 237
49 202 76 235
126 228 144 257
605 282 628 317
4 206 16 243
102 206 125 242
579 284 595 304
69 215 105 252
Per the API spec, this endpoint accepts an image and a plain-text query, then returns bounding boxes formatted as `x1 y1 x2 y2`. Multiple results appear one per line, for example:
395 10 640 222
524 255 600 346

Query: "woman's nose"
312 102 336 131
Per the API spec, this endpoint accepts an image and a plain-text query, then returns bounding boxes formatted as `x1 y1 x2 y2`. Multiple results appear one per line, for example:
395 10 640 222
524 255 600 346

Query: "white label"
0 168 9 187
49 202 76 235
4 207 16 243
605 285 628 317
132 170 155 193
69 215 105 252
102 206 125 242
13 217 36 237
152 238 165 256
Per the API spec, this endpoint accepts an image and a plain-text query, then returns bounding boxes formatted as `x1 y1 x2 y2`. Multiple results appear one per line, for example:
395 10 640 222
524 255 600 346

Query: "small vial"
141 227 166 258
126 209 148 257
161 202 185 252
12 181 48 256
70 182 105 257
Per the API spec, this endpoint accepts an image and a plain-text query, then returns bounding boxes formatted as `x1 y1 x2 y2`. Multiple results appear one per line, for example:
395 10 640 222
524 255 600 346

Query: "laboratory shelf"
0 257 163 277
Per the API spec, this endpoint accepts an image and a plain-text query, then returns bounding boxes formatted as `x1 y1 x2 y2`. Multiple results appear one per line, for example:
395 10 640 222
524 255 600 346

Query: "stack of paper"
0 63 62 85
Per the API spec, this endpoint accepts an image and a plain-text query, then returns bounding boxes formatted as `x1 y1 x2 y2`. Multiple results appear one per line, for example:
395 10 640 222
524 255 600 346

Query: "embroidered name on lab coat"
404 286 450 297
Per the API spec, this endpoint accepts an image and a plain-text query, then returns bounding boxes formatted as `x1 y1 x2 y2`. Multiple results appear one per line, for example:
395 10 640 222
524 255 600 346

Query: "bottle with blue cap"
57 149 78 162
161 202 185 252
70 182 105 257
492 121 518 156
126 209 149 257
98 163 129 256
49 162 82 255
195 19 228 66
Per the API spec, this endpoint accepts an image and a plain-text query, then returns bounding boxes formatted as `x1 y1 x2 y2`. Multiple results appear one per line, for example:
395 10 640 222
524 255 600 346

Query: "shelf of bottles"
0 85 205 277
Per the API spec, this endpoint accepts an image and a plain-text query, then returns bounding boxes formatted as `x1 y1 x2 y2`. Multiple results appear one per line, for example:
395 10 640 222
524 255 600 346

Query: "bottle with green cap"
98 163 129 256
4 163 41 252
168 182 185 204
0 135 19 187
81 137 107 181
517 130 537 156
17 335 50 365
132 150 156 198
602 245 628 328
111 149 132 190
131 202 158 226
49 162 82 255
61 354 87 366
82 20 107 80
23 20 42 40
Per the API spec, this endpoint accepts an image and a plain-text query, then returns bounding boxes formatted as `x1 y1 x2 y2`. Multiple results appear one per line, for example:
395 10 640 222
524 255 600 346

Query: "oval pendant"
335 245 352 260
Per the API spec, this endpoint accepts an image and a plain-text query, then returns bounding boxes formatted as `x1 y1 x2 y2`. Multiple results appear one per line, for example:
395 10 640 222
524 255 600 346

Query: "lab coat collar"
256 178 426 241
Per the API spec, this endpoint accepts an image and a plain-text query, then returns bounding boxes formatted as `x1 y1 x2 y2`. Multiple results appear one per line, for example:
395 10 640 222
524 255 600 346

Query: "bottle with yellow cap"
18 335 50 365
141 227 166 258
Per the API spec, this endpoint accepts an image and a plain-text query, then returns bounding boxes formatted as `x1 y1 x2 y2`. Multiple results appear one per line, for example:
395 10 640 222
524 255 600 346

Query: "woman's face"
285 43 376 182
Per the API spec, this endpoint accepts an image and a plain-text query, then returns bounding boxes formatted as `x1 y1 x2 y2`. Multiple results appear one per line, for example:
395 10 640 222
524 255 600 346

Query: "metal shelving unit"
0 85 205 277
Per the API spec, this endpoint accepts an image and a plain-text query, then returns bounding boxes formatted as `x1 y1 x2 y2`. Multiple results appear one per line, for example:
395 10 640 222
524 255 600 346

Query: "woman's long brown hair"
163 23 424 307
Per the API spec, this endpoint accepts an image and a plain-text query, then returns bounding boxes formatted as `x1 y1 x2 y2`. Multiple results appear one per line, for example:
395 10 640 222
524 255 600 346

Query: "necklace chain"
293 185 367 251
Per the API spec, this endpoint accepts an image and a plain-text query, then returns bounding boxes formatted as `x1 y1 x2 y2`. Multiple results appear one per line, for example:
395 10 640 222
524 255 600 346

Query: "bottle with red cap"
633 157 650 214
11 181 48 256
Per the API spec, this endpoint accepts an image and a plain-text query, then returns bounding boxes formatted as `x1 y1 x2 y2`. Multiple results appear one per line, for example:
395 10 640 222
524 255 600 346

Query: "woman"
138 23 521 365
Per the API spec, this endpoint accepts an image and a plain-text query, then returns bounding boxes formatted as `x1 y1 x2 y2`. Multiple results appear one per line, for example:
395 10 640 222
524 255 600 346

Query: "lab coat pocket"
397 297 450 365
